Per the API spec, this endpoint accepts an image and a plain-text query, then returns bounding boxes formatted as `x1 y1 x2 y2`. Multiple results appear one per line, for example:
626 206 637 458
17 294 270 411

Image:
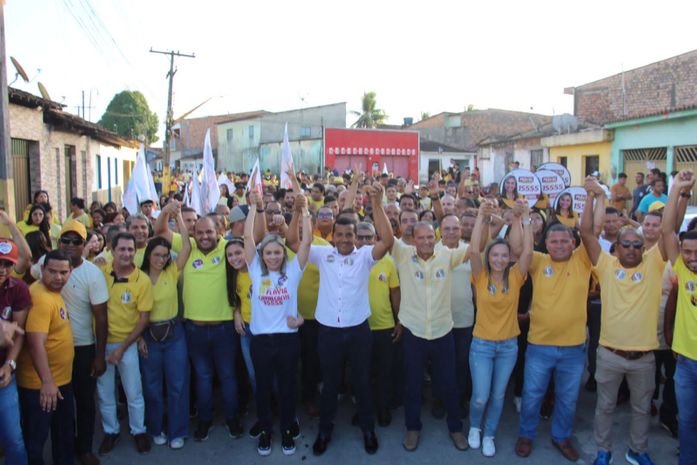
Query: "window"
584 155 599 176
95 154 102 189
446 115 461 128
248 125 254 140
300 126 311 138
530 149 543 170
226 128 233 142
114 158 118 185
559 156 568 168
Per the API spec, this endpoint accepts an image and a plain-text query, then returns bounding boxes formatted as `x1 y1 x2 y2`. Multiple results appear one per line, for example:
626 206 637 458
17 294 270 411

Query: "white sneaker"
152 433 167 446
169 438 184 449
482 436 496 457
514 396 522 413
468 427 481 449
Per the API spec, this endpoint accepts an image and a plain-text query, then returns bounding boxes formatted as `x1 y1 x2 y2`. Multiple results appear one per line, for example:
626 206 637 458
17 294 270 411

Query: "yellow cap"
61 219 87 240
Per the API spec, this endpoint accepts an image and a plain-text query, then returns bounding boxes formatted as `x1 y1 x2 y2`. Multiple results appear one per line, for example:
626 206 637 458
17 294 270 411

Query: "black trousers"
318 320 374 435
299 319 321 402
73 344 96 455
371 329 395 411
654 349 678 421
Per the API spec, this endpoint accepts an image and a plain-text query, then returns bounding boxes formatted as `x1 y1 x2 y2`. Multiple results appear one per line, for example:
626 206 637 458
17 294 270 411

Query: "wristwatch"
680 192 692 198
6 359 16 372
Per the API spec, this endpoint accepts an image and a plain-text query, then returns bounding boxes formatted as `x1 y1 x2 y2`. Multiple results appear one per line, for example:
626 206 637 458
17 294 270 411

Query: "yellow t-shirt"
555 213 578 229
310 198 324 210
66 212 91 229
293 236 330 320
236 271 252 323
472 264 524 341
367 255 400 330
173 234 232 321
149 265 179 322
17 222 39 237
528 245 592 346
103 264 154 343
671 256 697 360
16 282 74 389
595 246 666 351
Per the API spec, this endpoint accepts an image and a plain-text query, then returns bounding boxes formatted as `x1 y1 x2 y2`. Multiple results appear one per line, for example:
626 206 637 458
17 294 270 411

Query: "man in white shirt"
308 183 393 456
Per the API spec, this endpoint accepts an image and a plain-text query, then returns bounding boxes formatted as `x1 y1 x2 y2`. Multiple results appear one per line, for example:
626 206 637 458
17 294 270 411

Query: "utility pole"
0 2 16 221
149 48 195 195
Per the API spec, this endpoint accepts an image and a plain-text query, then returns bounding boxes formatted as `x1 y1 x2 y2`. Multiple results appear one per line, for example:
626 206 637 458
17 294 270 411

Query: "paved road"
79 380 679 465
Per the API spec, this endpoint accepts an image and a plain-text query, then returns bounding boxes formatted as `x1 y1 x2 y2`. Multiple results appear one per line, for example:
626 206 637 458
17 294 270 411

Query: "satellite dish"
9 57 29 85
37 82 52 101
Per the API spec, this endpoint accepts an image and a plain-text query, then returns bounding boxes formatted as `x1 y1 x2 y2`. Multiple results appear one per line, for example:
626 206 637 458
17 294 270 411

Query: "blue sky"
5 0 697 144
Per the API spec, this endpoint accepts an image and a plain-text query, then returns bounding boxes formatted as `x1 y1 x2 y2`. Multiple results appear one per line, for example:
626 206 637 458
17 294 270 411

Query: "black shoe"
248 421 263 439
134 433 151 455
661 417 678 438
189 405 198 419
363 431 378 454
227 418 243 439
98 433 120 456
257 431 271 456
194 421 212 442
312 433 331 456
290 418 300 439
585 376 597 392
431 399 445 419
281 429 296 456
377 408 392 427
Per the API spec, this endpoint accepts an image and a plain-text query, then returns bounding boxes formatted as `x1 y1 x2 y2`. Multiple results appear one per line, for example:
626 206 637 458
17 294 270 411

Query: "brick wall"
462 110 550 146
574 49 697 124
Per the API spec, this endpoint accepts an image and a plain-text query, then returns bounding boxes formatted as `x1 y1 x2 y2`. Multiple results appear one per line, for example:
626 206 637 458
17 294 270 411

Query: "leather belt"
604 346 650 361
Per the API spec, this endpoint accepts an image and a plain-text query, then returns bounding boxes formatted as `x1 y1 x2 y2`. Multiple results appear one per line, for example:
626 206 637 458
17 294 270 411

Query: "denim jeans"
403 329 462 433
469 336 517 437
675 355 697 465
318 320 374 435
19 383 75 465
251 333 299 433
97 343 146 435
0 376 27 465
239 322 256 394
140 320 190 440
185 321 239 422
519 342 585 441
453 326 474 403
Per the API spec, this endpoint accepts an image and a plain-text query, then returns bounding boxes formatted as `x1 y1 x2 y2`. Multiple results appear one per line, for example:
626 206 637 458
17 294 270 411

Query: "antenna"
9 57 29 85
37 82 52 101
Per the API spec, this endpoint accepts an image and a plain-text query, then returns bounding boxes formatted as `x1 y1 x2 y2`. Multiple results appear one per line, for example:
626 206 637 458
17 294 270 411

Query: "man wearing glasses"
32 220 109 465
580 178 667 465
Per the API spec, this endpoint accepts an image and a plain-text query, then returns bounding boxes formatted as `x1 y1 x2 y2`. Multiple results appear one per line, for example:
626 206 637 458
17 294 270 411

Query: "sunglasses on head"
619 239 643 250
60 237 84 246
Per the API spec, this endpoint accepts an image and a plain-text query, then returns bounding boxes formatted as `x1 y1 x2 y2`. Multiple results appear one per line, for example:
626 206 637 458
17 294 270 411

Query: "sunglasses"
619 239 643 250
317 212 334 219
60 237 84 246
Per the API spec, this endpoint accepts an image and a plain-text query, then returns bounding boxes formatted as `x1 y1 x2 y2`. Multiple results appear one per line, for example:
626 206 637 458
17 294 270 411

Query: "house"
216 102 346 175
419 140 474 183
6 87 138 222
541 126 613 186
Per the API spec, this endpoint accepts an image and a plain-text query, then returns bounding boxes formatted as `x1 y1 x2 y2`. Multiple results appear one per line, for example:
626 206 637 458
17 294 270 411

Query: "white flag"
217 173 235 194
201 129 219 214
246 159 263 194
280 123 295 189
190 171 204 217
182 178 191 207
383 163 388 175
122 144 158 215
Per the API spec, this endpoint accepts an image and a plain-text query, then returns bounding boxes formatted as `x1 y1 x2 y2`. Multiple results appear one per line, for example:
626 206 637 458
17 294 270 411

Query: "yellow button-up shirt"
391 239 469 340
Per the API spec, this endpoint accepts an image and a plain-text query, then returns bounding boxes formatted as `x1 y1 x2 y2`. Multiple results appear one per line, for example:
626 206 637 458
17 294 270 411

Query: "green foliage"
351 91 387 128
98 90 159 144
420 111 431 121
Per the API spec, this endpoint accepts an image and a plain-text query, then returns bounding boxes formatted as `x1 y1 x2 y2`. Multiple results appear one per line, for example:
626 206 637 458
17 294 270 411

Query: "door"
382 156 409 178
428 159 441 178
622 147 667 192
334 156 366 175
11 138 31 220
64 145 76 209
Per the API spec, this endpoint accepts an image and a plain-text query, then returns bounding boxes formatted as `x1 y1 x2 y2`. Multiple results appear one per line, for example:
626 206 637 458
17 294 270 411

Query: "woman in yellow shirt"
467 199 533 457
18 204 50 244
554 192 579 228
137 207 191 449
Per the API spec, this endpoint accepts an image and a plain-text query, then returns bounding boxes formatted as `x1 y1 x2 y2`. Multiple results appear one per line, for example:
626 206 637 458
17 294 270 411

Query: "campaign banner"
538 162 571 187
499 169 541 207
534 169 566 202
554 186 588 213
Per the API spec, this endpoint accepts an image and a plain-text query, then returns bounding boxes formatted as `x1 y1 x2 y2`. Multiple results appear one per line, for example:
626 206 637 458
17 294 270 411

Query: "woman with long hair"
554 193 578 228
137 204 192 449
18 204 51 246
243 190 312 456
500 175 520 209
467 199 533 457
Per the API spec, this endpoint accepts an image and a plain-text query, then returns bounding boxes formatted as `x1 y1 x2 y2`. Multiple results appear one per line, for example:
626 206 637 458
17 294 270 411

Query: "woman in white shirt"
243 190 312 457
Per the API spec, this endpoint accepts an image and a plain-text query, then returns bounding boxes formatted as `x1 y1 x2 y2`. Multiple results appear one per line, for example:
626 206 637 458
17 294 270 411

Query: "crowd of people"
0 163 696 465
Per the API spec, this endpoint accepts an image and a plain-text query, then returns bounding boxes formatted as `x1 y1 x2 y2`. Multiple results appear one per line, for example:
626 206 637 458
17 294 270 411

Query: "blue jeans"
519 342 585 442
140 321 190 440
97 343 146 434
239 322 256 394
0 376 27 465
675 355 697 465
404 329 462 433
185 321 239 422
469 336 518 437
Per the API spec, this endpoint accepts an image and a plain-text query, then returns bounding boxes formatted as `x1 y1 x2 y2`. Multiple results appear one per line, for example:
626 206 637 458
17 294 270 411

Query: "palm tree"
351 91 387 128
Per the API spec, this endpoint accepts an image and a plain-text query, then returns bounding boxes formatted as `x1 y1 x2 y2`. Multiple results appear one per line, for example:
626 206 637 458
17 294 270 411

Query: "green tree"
420 111 431 121
98 90 159 143
351 91 387 128
466 103 476 112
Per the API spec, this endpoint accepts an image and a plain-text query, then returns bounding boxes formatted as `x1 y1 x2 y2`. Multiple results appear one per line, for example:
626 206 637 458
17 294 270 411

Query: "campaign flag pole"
201 129 219 213
280 123 295 189
122 144 158 215
246 158 263 194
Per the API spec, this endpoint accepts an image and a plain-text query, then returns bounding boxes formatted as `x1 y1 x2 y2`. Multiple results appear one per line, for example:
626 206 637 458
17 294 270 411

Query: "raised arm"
252 191 267 245
429 175 444 222
580 177 604 266
174 207 192 271
592 190 606 237
664 280 678 347
517 202 534 275
470 201 494 278
295 195 312 269
663 170 695 264
153 201 176 243
344 172 362 214
507 200 525 259
244 190 262 264
0 211 32 274
370 183 395 260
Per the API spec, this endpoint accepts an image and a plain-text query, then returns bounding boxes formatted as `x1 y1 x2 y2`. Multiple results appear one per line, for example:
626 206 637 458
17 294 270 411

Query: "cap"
229 206 247 223
332 177 345 185
0 239 19 264
648 201 665 213
61 219 87 240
